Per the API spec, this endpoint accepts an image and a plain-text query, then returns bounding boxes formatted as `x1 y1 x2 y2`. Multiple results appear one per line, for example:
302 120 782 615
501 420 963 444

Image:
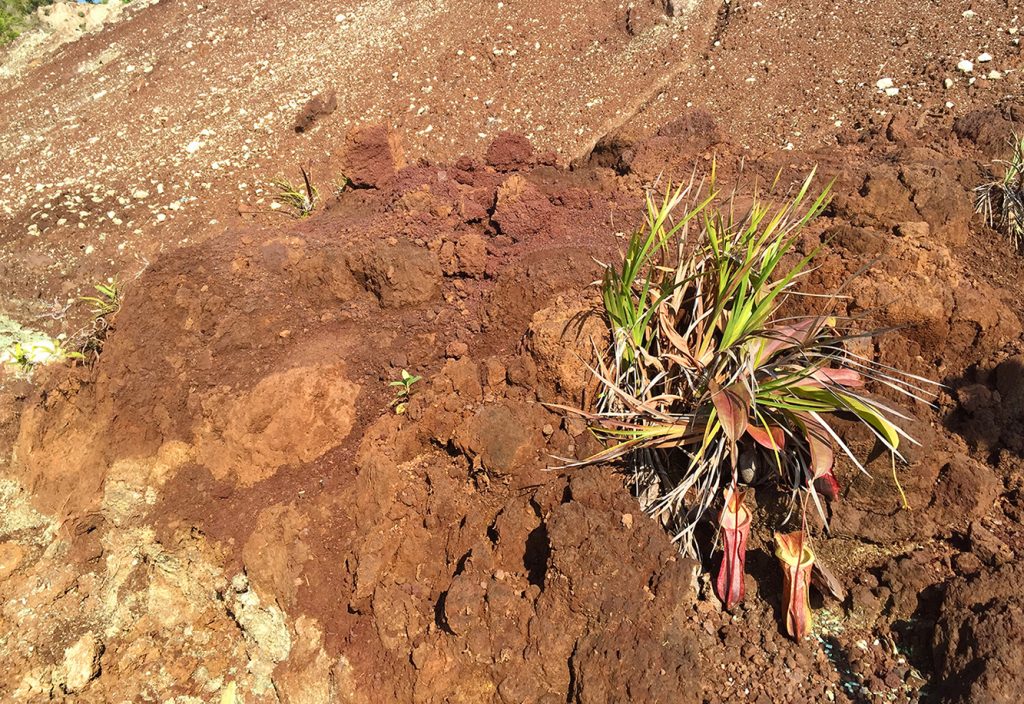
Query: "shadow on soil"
942 356 1024 464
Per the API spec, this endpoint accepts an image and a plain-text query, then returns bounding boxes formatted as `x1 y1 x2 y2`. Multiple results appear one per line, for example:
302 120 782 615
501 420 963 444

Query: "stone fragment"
63 632 102 692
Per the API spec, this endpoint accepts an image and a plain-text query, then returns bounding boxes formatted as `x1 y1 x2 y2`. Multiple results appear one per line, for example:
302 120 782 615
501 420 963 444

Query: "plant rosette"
715 487 751 610
774 531 815 640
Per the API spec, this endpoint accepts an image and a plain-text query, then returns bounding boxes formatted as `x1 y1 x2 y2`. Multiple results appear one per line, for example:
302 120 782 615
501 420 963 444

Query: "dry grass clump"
975 133 1024 252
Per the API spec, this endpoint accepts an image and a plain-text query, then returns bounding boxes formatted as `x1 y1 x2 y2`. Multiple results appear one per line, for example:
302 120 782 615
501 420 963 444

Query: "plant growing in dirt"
72 277 122 362
775 530 815 639
1 337 81 371
556 172 932 638
974 132 1024 252
271 166 318 218
389 369 422 414
80 278 121 317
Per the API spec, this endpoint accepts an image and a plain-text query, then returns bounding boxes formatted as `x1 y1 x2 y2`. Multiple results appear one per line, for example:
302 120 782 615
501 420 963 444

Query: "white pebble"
957 59 974 73
943 77 954 88
876 77 894 90
885 86 899 96
977 52 993 63
987 69 1002 79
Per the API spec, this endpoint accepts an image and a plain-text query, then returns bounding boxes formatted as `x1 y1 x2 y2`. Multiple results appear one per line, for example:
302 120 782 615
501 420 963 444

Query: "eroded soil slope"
2 0 1024 702
1 109 1024 701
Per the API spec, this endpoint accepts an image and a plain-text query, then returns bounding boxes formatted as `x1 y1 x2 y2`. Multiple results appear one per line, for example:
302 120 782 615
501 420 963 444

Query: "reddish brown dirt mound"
3 2 1024 698
2 104 1024 702
933 562 1024 703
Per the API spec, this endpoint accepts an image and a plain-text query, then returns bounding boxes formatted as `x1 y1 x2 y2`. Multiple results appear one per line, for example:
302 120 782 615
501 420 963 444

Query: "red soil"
1 1 1024 702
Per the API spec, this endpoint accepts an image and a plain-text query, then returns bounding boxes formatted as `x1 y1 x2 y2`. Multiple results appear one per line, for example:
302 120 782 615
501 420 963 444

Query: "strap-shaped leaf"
747 424 785 451
836 392 901 450
810 367 864 388
711 381 751 443
792 387 901 450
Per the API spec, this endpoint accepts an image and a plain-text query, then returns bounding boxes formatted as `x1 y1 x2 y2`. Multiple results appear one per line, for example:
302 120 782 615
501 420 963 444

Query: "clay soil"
2 1 1024 702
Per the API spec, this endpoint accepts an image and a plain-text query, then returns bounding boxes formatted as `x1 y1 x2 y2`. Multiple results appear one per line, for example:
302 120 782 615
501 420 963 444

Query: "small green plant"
975 133 1024 252
2 315 82 373
389 369 422 414
0 13 17 43
80 278 121 317
271 166 318 218
73 277 122 361
2 337 81 371
555 171 935 639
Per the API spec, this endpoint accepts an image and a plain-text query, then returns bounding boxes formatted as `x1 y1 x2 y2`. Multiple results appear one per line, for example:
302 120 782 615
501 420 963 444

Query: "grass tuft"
271 166 318 218
974 133 1024 252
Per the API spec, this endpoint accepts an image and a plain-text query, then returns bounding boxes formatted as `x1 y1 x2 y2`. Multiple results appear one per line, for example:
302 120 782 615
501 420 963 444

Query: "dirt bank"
1 106 1023 701
2 0 1024 701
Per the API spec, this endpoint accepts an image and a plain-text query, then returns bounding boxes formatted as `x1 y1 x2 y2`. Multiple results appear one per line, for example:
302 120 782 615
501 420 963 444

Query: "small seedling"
389 369 422 414
80 278 121 318
271 166 318 218
975 132 1024 251
73 277 123 362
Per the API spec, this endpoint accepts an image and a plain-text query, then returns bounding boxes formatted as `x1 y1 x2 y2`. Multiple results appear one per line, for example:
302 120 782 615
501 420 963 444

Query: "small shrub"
0 12 18 43
556 172 934 638
0 0 50 44
975 133 1024 252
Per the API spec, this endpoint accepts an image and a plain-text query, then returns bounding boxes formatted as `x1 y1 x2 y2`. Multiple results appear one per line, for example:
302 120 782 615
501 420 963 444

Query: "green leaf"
792 387 901 450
